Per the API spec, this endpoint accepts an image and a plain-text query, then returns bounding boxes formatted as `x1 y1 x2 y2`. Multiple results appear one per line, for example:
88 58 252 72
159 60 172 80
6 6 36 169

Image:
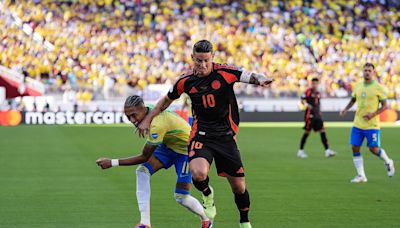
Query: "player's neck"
364 79 374 85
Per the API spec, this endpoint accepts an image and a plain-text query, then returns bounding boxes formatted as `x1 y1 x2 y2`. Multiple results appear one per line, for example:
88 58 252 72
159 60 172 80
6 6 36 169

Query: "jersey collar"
363 80 376 87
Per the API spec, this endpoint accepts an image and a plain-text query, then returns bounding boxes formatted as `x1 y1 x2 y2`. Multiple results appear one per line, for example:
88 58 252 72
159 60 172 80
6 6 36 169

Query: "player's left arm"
239 70 274 87
96 144 157 170
300 91 313 109
363 99 388 120
363 86 388 120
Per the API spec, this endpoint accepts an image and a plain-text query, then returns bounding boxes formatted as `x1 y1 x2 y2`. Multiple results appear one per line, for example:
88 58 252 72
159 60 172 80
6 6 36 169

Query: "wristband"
111 159 119 167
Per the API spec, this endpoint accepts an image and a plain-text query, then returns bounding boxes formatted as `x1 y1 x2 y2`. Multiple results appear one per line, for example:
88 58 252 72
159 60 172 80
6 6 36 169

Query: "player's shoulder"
173 70 193 85
150 113 166 130
353 81 362 89
213 63 241 71
304 88 312 95
178 70 194 79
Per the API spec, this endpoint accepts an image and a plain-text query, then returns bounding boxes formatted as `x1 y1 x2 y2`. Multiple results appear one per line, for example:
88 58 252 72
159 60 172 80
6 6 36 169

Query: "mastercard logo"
0 110 22 126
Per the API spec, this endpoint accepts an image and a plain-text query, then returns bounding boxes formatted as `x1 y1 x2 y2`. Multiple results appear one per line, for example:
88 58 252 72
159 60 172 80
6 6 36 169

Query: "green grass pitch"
0 123 399 228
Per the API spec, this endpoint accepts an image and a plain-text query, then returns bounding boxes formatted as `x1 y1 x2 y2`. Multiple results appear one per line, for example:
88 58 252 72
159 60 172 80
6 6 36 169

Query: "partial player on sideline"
340 63 395 183
297 78 336 158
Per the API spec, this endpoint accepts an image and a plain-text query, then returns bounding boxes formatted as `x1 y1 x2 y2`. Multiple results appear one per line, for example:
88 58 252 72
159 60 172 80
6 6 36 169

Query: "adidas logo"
189 87 198 94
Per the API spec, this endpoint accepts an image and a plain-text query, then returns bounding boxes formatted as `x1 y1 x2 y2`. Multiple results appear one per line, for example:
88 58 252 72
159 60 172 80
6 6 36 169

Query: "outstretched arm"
136 95 173 138
240 71 274 87
340 97 356 117
96 144 157 169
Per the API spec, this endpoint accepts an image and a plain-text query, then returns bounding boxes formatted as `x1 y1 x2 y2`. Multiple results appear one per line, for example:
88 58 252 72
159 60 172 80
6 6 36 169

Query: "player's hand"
260 78 274 87
363 112 375 121
136 116 151 138
339 110 347 117
96 157 112 169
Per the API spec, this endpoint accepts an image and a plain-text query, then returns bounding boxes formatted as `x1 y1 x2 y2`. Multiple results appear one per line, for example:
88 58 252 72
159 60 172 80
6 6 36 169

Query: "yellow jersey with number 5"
352 80 387 130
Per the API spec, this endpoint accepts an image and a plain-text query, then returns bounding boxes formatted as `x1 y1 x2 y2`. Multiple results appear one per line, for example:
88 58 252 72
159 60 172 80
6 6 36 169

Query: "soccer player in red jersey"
137 40 273 228
297 78 336 158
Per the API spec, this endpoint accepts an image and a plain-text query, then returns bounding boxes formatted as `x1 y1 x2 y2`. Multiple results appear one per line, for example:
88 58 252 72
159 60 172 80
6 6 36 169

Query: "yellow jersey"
146 106 190 154
352 80 387 129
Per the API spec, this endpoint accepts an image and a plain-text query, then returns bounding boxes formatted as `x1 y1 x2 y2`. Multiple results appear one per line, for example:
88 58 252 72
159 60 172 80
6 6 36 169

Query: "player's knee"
369 147 379 154
231 184 246 194
174 193 188 205
352 146 360 153
191 169 208 181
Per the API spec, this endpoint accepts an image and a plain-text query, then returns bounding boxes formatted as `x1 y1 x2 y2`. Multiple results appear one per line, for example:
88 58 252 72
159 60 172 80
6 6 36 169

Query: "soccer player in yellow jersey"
96 95 212 228
340 63 395 183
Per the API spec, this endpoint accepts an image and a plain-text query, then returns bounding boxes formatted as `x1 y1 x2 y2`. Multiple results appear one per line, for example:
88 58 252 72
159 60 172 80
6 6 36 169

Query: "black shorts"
188 135 244 177
304 118 324 131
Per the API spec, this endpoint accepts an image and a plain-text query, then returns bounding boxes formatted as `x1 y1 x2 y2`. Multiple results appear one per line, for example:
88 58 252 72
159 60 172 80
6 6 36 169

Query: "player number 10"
202 94 215 108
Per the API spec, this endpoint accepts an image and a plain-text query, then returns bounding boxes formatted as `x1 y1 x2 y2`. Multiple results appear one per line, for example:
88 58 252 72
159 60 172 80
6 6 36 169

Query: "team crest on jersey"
361 92 366 98
151 133 159 139
211 80 221 89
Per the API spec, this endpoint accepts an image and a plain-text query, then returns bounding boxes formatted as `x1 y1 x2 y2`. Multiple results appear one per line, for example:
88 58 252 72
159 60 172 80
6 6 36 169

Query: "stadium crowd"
1 0 400 100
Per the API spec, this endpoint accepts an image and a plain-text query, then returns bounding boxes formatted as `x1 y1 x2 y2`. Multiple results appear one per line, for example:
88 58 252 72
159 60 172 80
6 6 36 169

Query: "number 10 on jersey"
202 94 215 108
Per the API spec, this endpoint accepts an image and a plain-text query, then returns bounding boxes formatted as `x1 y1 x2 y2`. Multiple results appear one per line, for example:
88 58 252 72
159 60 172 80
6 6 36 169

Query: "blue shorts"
143 144 192 185
350 127 380 147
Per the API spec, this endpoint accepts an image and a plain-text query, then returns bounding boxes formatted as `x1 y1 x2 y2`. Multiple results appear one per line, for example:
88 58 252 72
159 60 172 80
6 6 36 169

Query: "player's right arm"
136 95 173 138
96 144 157 169
137 76 188 137
340 97 356 117
240 71 274 87
300 90 312 109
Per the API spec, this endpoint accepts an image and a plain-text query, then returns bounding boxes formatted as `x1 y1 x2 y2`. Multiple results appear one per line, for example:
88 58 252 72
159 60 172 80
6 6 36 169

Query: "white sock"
136 166 151 226
378 148 390 163
353 156 366 177
175 193 209 221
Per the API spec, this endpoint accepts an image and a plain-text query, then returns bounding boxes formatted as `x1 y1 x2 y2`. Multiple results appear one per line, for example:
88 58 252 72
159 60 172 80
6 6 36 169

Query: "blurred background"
0 0 399 125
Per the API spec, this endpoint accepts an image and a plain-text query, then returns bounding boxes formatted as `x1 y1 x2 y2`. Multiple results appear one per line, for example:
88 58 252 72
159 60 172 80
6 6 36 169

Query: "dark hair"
124 95 144 107
311 78 319 82
193 40 213 53
364 63 375 69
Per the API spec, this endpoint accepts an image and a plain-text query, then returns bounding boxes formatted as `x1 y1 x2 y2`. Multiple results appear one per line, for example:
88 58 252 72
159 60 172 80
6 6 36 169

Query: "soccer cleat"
325 149 336 158
202 186 216 220
201 220 213 228
385 159 395 177
135 224 151 228
297 149 308 158
350 175 368 183
239 222 252 228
